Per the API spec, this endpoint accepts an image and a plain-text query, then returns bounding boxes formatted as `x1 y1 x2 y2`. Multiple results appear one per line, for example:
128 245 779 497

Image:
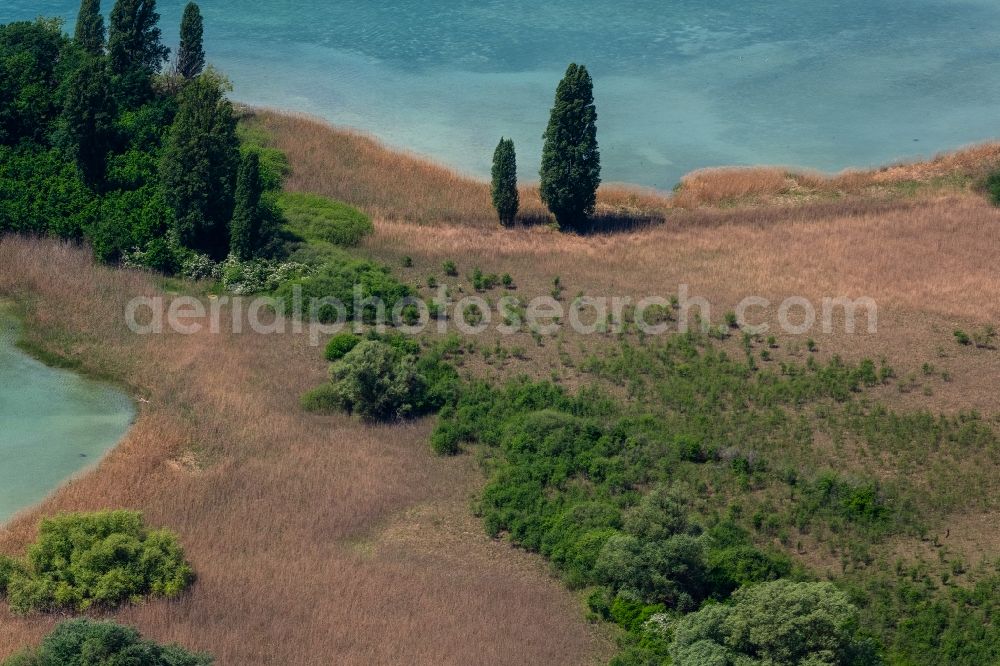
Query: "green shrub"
670 580 879 665
323 341 426 421
0 555 24 595
594 533 707 610
300 382 344 413
954 329 972 346
1 511 193 614
985 170 1000 205
442 260 458 276
324 333 361 362
3 619 212 666
430 334 987 664
278 192 373 247
275 258 412 323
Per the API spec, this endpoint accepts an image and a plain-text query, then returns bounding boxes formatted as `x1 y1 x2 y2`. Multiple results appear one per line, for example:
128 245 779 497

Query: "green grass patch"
278 192 373 248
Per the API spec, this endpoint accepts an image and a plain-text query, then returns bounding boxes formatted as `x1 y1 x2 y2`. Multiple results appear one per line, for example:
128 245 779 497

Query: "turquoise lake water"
0 312 134 524
4 1 1000 188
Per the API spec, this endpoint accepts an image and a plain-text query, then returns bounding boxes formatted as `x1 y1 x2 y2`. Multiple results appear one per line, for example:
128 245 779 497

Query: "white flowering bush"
218 255 311 295
179 253 218 281
644 612 674 639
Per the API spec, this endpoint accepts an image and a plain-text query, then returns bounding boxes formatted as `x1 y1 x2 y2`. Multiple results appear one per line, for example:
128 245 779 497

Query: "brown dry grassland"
2 108 999 663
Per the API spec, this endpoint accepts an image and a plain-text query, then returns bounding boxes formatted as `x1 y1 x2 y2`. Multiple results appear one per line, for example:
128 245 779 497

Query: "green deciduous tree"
74 0 105 56
108 0 169 76
229 150 264 259
160 71 239 257
177 2 205 79
670 580 881 665
539 63 601 230
325 340 427 421
0 19 71 145
491 137 518 226
58 57 116 188
3 619 212 666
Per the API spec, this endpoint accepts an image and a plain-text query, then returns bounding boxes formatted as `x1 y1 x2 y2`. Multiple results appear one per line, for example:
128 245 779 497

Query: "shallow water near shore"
5 1 1000 188
0 310 134 524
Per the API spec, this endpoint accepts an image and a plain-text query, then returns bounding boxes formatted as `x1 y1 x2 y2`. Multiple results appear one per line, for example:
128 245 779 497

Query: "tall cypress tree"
491 137 519 226
539 63 601 230
176 3 205 79
107 0 169 76
74 0 106 55
229 151 264 260
60 57 116 188
160 73 239 257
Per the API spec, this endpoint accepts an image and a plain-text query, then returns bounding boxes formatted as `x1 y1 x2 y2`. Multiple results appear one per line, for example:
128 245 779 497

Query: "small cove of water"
0 311 135 524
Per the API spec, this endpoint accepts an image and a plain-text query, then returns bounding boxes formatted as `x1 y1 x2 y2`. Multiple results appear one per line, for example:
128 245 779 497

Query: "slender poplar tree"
229 151 264 260
177 3 205 79
74 0 106 55
108 0 169 76
160 73 239 257
60 57 116 188
539 63 601 230
491 137 519 226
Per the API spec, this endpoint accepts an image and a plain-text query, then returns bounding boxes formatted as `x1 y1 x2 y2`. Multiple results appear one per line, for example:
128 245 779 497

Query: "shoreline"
0 304 136 529
244 105 1000 198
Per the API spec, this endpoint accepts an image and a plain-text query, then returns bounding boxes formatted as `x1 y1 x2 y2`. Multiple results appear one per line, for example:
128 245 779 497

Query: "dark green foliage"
870 574 1000 665
0 19 73 146
278 192 373 247
0 146 98 238
954 329 971 346
540 63 601 230
0 511 193 614
306 336 458 423
275 258 411 323
176 3 205 79
58 57 116 187
3 619 212 666
0 11 246 272
442 260 458 276
74 0 105 56
669 580 880 665
319 340 421 421
595 533 708 611
985 170 1000 205
429 331 1000 663
160 72 239 257
229 151 264 259
107 0 169 77
324 332 361 362
90 184 172 262
491 137 518 226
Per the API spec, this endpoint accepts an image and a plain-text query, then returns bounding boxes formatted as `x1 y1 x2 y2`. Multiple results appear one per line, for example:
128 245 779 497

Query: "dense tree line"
0 1 277 271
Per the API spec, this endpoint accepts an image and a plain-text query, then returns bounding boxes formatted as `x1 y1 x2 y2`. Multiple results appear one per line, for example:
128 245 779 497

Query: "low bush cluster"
275 258 412 323
303 334 459 422
3 619 212 666
431 331 998 664
0 511 193 614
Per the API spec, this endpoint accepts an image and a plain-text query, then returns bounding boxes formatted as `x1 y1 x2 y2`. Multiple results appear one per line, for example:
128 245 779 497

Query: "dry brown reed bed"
250 109 672 227
3 110 1000 661
254 108 1000 220
370 194 1000 324
0 236 610 665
